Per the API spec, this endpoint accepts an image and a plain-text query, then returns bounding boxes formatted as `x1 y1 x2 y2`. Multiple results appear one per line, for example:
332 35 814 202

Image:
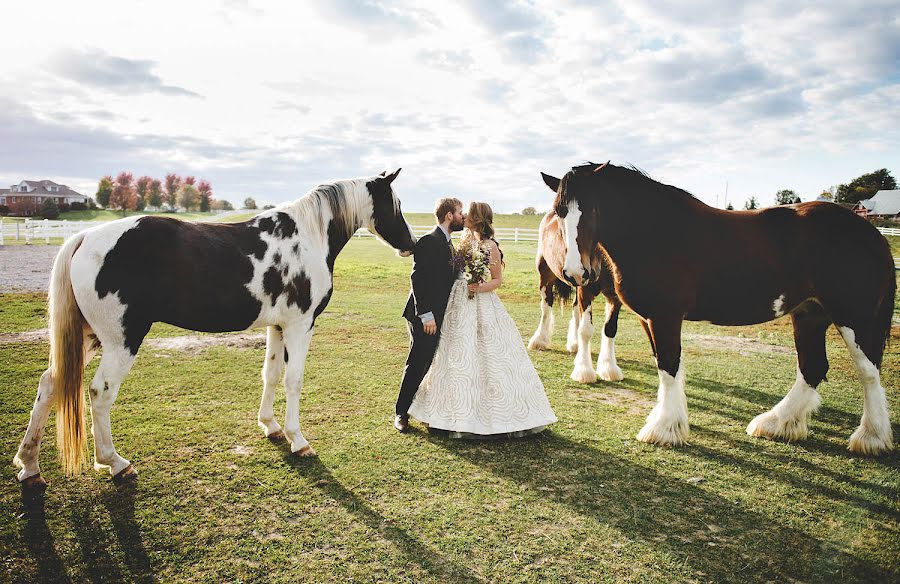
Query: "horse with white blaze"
14 170 416 488
528 179 626 385
552 161 895 455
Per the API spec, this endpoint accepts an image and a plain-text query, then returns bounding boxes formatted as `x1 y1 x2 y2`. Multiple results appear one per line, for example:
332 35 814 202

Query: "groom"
394 197 465 432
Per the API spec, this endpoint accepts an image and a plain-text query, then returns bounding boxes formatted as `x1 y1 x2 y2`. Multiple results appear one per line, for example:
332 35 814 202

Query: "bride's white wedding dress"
408 260 557 438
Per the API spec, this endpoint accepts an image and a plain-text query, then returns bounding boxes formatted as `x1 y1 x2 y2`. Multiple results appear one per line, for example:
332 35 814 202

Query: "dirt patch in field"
147 332 266 352
567 386 652 414
0 329 267 351
0 328 49 344
683 333 794 356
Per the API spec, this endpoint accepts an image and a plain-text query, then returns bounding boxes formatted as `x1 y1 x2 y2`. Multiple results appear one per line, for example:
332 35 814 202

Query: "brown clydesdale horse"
528 190 626 384
550 161 895 455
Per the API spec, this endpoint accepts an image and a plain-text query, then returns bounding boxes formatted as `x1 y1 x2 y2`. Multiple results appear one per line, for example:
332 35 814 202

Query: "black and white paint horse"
527 181 625 384
554 161 895 455
14 170 416 487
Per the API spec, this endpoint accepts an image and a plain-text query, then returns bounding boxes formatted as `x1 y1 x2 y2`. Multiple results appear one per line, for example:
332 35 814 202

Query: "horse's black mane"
568 161 698 202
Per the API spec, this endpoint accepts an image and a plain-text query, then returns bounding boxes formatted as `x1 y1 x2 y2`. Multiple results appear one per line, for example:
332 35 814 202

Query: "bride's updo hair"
461 201 504 267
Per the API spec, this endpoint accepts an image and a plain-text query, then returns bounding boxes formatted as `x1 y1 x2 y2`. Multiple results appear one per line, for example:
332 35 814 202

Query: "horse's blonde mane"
283 178 373 240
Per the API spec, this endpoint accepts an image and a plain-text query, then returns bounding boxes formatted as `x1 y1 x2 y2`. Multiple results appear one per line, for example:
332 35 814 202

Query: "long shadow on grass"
430 432 895 582
688 424 900 520
19 489 71 583
66 483 156 583
281 452 486 583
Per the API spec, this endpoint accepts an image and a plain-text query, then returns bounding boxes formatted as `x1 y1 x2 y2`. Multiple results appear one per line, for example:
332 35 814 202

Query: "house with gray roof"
0 180 90 215
854 190 900 220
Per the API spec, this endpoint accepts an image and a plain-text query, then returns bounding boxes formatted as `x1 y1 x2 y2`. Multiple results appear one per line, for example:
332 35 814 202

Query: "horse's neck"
598 182 700 260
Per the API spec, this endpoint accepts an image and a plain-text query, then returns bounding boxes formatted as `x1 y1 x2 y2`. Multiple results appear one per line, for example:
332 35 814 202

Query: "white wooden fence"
353 225 539 242
0 218 540 245
0 219 98 245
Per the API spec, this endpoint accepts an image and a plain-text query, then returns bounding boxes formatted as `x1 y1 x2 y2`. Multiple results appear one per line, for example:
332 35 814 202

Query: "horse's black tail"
551 279 572 315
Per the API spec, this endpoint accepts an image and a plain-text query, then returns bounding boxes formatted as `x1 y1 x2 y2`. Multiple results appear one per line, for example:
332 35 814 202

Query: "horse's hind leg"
837 325 893 455
258 325 285 439
748 302 828 442
528 259 556 351
14 369 57 485
14 329 100 486
89 343 139 480
570 288 598 383
596 295 624 382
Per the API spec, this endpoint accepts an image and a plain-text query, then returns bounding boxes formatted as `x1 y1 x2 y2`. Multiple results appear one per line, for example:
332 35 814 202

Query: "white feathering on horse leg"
839 327 894 455
570 305 597 383
747 368 820 442
596 334 624 382
637 361 689 446
566 308 580 354
528 298 554 350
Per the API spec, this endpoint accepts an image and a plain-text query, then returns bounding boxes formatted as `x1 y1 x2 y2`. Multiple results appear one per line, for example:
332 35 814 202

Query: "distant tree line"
95 173 232 214
729 168 895 211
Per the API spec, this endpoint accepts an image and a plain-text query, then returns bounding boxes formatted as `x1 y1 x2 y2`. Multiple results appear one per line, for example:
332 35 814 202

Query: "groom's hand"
423 321 437 335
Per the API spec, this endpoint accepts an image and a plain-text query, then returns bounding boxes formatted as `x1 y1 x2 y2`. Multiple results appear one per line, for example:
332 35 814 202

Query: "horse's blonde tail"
50 232 88 475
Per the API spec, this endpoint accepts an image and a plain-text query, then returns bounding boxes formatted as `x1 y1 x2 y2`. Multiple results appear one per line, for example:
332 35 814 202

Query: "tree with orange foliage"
198 180 213 212
164 173 181 209
110 172 138 215
135 175 153 211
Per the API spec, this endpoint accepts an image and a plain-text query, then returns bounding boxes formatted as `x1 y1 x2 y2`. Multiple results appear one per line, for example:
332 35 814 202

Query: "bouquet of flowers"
451 241 492 299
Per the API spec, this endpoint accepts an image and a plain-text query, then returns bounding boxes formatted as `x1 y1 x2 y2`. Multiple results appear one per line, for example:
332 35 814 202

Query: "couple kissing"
394 198 557 438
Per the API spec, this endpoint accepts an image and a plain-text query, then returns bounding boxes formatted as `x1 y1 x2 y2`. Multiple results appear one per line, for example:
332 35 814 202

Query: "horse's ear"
541 172 560 192
379 171 386 177
384 168 401 184
593 161 610 174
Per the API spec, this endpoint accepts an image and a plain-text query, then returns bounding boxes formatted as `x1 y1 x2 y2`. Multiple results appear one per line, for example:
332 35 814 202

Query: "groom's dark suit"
396 226 457 416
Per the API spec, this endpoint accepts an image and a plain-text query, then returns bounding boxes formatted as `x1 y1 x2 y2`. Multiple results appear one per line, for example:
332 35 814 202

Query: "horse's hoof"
293 445 317 457
267 430 286 442
570 366 598 384
20 473 47 491
112 464 138 485
528 337 550 351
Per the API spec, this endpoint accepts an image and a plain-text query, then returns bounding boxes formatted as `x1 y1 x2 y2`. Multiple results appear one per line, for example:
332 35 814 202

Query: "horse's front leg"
528 283 555 350
596 296 624 382
282 322 316 456
636 317 689 446
570 288 597 383
258 325 285 440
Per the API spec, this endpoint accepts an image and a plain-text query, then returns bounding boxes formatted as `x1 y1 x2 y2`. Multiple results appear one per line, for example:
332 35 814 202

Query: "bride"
408 202 557 438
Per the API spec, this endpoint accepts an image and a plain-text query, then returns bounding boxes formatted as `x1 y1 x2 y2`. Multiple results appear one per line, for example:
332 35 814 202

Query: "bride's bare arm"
472 241 503 294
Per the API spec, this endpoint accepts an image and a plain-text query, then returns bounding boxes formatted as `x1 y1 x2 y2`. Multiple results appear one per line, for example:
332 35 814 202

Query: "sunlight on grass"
1 238 898 583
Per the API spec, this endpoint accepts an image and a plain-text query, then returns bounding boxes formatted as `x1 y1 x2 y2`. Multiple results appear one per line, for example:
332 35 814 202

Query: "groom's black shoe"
393 414 409 433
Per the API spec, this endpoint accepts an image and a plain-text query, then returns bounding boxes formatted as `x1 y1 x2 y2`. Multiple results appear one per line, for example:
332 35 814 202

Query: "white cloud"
0 0 897 211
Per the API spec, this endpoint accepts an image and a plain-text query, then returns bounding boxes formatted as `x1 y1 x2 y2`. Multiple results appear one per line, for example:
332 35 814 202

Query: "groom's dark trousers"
397 226 456 416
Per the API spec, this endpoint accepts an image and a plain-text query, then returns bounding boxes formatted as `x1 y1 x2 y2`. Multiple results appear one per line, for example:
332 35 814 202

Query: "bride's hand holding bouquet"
451 241 492 299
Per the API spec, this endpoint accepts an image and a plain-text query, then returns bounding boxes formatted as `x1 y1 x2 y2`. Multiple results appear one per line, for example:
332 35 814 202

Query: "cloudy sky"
2 1 898 212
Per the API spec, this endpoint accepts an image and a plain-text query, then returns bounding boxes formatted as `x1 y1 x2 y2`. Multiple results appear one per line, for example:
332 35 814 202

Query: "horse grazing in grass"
14 170 417 488
528 175 625 384
553 161 895 455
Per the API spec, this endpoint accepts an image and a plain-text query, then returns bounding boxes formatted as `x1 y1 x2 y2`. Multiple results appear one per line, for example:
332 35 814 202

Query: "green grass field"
1 238 898 583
